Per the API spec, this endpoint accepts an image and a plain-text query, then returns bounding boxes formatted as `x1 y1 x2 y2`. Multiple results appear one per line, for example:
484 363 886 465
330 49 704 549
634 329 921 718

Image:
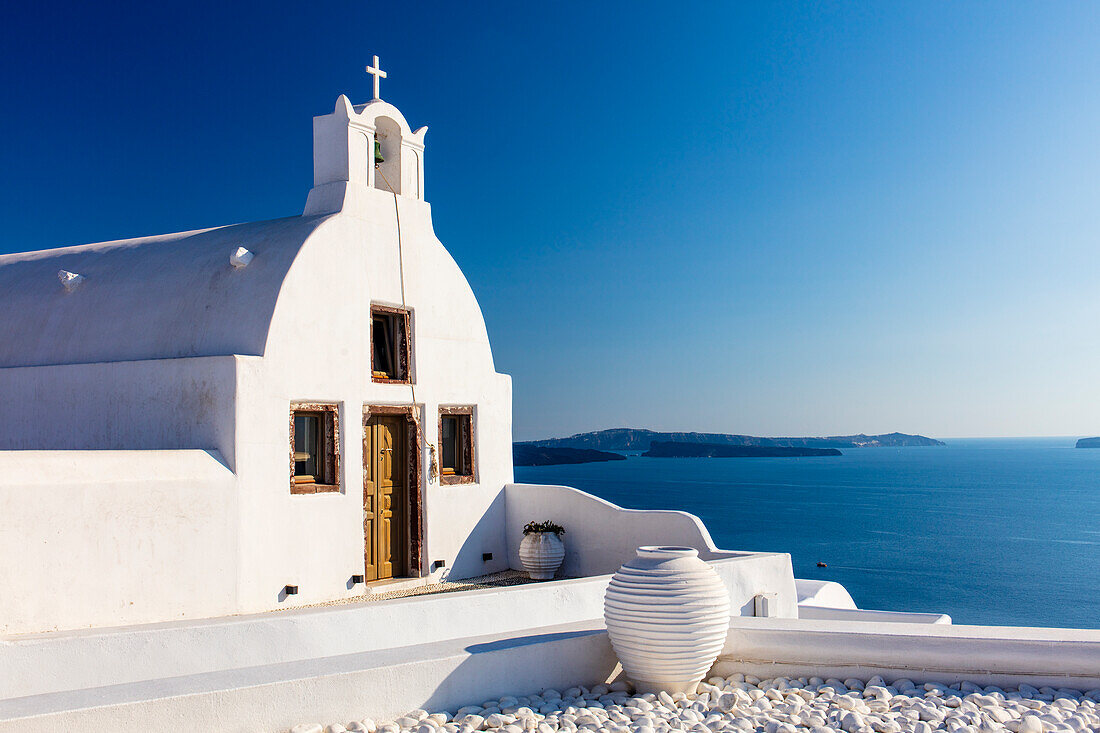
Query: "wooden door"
364 415 407 580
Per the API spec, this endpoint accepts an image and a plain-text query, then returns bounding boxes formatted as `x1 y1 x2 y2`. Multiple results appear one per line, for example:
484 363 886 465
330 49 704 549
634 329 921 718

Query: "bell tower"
304 56 428 216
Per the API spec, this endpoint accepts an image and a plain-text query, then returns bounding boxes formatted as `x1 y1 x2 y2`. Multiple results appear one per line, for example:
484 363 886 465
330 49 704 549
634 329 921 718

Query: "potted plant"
519 520 566 580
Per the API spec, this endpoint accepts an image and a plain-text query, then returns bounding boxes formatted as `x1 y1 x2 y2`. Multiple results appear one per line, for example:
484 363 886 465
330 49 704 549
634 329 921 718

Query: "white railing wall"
714 617 1100 690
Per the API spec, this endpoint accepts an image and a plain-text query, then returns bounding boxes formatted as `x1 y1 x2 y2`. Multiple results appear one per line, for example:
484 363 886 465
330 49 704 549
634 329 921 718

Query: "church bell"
374 138 385 165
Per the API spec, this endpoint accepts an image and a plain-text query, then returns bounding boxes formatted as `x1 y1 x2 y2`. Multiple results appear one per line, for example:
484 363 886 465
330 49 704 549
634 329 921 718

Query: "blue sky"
1 2 1097 440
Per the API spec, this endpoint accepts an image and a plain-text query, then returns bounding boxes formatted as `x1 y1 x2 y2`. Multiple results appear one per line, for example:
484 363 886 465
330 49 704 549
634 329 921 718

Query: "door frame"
362 404 424 578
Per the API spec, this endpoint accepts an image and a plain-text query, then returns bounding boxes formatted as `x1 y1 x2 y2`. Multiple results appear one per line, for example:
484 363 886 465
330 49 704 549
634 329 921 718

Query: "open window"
439 407 475 485
371 305 411 383
290 403 340 494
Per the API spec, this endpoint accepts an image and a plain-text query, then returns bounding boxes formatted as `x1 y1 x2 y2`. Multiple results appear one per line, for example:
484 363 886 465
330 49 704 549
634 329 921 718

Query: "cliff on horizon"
1076 437 1100 448
519 428 945 451
513 445 627 466
642 441 842 458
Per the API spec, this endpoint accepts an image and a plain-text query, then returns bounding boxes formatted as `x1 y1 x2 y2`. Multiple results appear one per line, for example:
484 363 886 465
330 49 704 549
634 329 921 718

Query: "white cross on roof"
365 55 387 101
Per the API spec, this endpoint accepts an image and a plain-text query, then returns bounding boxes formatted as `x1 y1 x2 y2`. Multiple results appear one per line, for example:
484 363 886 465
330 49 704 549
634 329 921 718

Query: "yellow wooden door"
364 415 407 580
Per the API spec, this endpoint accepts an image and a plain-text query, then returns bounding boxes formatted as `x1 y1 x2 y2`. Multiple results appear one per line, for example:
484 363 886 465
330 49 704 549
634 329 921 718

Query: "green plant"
523 520 565 536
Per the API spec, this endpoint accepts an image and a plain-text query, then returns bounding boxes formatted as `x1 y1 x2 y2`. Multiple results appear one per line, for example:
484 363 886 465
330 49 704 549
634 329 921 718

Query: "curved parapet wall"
504 483 729 578
503 483 798 617
503 484 765 576
795 578 858 609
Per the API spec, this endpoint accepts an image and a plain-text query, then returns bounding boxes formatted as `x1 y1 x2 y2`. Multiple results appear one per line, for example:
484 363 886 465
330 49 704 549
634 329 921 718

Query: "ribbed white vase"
603 546 731 694
519 532 565 580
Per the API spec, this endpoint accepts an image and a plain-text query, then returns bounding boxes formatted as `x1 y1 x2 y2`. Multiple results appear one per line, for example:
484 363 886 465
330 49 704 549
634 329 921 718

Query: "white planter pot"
603 546 731 694
519 532 565 580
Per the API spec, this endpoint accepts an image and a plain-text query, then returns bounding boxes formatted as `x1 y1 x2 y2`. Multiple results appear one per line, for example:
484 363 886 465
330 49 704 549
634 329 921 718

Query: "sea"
515 437 1100 629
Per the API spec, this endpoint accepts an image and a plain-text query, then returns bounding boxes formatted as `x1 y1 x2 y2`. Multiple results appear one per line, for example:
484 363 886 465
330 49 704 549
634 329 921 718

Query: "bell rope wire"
375 162 437 482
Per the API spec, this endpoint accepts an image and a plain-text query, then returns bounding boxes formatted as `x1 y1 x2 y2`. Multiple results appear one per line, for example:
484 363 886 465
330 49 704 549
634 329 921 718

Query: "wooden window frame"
290 402 341 494
371 305 412 384
438 406 475 485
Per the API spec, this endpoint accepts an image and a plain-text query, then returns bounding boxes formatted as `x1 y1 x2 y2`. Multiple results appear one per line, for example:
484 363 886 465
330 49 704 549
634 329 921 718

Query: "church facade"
0 89 514 634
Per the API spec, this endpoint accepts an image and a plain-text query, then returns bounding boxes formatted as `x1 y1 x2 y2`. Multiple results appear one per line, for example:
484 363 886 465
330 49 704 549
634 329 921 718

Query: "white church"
0 58 518 634
1 60 1095 733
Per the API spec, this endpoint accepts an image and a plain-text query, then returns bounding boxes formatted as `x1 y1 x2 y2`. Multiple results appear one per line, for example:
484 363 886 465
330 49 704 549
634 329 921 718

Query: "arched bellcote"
303 96 428 216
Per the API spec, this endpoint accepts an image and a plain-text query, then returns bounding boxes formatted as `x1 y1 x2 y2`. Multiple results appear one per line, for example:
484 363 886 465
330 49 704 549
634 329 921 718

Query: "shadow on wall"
464 629 603 654
419 627 619 713
448 490 508 580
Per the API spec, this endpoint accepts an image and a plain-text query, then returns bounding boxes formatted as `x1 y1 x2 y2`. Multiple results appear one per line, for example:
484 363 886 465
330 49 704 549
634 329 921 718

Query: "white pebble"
1018 716 1044 733
293 675 1096 733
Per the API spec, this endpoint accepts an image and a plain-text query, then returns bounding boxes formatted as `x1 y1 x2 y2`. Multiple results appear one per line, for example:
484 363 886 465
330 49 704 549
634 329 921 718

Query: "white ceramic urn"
603 546 731 694
519 532 565 580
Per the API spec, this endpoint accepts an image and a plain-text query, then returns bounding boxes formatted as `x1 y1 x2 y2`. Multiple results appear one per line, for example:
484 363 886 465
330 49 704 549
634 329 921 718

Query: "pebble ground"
289 674 1100 733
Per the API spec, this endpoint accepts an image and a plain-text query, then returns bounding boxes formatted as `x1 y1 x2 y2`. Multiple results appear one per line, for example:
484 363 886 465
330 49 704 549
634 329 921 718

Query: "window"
290 403 340 494
438 407 474 485
371 305 411 383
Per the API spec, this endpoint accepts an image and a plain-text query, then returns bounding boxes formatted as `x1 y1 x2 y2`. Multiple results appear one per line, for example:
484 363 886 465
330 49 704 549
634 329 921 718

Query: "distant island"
1076 437 1100 448
519 428 945 452
642 441 842 458
513 445 627 467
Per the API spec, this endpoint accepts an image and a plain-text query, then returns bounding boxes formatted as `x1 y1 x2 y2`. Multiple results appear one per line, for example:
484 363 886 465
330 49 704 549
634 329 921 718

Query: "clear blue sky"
2 2 1097 441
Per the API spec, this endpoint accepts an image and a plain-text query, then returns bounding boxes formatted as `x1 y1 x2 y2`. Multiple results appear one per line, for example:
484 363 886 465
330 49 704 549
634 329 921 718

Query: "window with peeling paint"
439 408 474 485
371 306 411 383
290 404 340 494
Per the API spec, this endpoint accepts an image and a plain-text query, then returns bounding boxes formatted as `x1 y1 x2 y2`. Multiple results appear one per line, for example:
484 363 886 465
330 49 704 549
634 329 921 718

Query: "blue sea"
515 437 1100 629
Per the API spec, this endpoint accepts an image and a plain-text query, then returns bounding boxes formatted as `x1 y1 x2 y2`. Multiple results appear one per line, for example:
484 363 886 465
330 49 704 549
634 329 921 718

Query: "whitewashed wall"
3 551 795 700
714 617 1100 690
0 450 236 635
0 357 238 467
504 483 798 617
232 190 514 615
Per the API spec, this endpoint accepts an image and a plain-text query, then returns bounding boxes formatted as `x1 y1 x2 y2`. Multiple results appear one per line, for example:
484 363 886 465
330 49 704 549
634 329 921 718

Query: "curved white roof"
0 215 332 368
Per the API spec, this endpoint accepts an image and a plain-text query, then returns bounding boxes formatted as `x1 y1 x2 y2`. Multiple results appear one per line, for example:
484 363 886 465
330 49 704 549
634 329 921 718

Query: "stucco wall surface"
2 553 791 699
0 450 237 636
714 617 1100 690
0 621 617 733
505 483 724 577
504 484 798 618
0 356 238 466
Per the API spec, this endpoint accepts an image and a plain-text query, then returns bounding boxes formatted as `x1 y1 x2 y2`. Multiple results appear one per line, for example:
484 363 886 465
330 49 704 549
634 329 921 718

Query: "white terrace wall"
2 552 796 700
0 450 236 635
714 617 1100 691
0 622 617 733
506 482 752 572
504 483 798 617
